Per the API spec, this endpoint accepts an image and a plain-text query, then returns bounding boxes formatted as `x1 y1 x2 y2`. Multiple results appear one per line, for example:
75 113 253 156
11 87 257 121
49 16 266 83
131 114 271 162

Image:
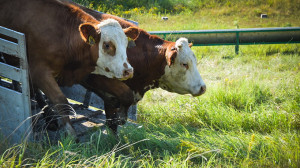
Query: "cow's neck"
126 43 168 101
57 4 98 86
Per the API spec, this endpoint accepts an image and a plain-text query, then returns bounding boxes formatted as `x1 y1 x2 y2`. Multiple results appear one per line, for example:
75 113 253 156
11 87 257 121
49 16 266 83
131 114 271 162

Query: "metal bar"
149 27 300 53
238 41 300 45
17 32 32 142
191 41 300 46
150 27 300 35
152 31 300 44
0 26 24 40
0 38 19 56
235 32 239 54
0 85 23 103
0 62 21 81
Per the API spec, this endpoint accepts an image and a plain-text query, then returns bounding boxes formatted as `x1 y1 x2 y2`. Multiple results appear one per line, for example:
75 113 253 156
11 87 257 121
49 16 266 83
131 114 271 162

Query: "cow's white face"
159 38 206 96
91 19 134 80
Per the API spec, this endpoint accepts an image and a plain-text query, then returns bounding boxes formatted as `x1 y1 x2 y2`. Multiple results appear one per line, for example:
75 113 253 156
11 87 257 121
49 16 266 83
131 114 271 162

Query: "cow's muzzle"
192 84 206 97
120 68 134 80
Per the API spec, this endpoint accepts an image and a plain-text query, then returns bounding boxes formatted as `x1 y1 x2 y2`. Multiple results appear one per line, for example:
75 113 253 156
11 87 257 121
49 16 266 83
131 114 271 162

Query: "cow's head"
79 19 139 80
159 38 206 96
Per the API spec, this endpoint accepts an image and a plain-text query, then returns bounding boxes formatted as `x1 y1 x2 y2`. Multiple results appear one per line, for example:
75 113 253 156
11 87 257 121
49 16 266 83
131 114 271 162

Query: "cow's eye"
103 42 110 49
182 63 189 70
103 41 116 56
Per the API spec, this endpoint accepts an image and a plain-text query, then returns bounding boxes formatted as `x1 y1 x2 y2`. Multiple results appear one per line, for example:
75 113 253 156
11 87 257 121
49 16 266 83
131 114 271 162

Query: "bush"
73 0 300 16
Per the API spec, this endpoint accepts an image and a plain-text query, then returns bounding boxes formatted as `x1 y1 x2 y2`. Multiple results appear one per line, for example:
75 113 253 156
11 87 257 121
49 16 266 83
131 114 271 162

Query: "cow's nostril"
200 85 206 95
192 84 206 97
123 68 134 78
123 70 129 77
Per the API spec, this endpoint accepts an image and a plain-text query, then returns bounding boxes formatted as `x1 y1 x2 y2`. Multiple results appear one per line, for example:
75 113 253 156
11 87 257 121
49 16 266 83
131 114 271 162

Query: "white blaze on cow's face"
159 38 206 96
92 19 133 80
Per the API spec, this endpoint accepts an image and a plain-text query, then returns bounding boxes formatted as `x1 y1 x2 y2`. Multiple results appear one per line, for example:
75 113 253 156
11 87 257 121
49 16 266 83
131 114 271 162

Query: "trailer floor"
32 104 112 142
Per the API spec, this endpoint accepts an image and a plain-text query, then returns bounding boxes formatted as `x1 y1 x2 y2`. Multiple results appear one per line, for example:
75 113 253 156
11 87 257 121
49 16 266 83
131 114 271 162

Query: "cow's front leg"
81 74 134 133
31 66 76 137
34 88 61 131
103 99 131 134
104 102 119 134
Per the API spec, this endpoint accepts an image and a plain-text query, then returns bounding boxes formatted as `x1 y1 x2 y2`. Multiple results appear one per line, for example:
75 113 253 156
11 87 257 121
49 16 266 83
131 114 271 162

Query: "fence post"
235 32 240 54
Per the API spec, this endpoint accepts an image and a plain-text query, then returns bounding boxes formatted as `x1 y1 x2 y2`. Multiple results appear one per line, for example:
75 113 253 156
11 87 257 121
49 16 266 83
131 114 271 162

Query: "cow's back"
77 4 137 29
78 5 167 94
0 0 94 61
1 0 70 41
0 0 100 85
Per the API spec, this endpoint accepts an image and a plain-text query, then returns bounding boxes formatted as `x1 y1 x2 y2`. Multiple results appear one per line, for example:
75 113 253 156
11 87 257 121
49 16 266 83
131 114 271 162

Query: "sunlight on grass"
137 43 300 167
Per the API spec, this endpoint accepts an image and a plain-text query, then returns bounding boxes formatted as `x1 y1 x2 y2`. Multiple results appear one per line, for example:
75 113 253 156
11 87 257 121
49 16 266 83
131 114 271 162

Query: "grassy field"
1 1 300 167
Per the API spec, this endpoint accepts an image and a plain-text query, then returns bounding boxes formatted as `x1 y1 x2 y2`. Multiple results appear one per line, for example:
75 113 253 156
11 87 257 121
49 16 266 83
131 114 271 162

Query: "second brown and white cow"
77 6 206 133
0 0 139 135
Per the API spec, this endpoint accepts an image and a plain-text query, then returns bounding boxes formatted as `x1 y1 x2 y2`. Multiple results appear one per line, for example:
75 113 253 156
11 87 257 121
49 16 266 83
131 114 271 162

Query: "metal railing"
0 26 32 143
150 27 300 54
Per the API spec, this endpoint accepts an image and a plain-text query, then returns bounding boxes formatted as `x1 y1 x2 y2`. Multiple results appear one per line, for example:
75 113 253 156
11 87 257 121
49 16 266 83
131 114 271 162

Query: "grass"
129 6 300 31
75 0 300 16
135 44 300 167
75 0 300 30
1 1 300 167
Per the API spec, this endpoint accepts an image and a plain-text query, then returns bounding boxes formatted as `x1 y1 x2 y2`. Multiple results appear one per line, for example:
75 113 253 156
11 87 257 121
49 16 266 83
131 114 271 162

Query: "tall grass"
1 44 299 167
137 44 300 167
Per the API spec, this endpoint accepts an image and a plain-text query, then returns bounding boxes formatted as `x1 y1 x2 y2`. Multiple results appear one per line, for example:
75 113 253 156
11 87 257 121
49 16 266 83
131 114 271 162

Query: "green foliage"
73 0 300 17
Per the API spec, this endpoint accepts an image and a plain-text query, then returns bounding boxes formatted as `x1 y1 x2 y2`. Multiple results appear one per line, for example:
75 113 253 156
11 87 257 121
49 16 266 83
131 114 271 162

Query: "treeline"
73 0 300 16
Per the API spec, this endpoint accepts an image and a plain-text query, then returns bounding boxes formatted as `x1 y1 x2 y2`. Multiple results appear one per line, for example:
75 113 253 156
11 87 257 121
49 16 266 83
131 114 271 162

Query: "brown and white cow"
0 0 139 135
77 6 206 133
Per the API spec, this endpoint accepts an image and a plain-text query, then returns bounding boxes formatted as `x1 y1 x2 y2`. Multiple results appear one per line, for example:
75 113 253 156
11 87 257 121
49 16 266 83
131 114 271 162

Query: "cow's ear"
188 43 193 48
127 37 136 48
79 23 100 45
166 47 177 67
124 27 140 41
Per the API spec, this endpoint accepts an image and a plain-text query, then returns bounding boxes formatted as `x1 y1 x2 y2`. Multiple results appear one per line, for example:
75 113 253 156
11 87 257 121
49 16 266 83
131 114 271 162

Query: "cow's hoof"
44 115 60 131
41 105 60 130
46 121 59 131
106 121 118 135
44 117 60 131
118 118 127 125
116 112 127 126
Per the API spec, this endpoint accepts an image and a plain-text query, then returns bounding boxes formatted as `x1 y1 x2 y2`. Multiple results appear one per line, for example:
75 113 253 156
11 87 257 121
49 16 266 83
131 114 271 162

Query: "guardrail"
150 27 300 54
0 26 32 143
